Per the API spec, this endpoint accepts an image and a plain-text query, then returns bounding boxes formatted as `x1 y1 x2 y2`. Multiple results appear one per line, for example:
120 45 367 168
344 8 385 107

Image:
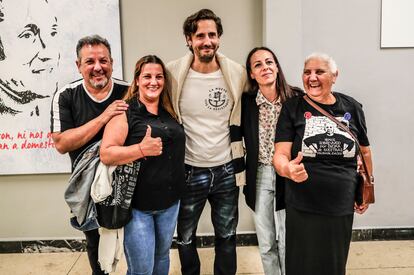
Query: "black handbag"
96 161 140 229
303 95 375 206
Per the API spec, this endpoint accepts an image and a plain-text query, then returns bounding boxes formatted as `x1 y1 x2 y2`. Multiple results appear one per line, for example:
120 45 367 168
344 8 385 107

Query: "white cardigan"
166 52 247 186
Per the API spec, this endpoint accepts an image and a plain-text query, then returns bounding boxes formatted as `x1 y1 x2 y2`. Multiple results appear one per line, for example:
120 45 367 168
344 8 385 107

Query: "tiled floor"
1 241 414 275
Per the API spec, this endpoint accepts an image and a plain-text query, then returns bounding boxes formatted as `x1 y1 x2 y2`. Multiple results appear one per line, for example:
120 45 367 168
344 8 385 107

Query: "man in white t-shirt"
167 8 247 275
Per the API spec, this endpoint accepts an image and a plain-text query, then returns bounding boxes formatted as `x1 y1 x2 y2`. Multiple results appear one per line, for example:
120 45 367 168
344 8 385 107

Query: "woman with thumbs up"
273 53 373 275
100 55 185 275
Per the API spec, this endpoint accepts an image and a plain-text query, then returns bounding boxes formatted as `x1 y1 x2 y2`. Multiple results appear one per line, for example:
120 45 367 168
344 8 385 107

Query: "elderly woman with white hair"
273 53 373 275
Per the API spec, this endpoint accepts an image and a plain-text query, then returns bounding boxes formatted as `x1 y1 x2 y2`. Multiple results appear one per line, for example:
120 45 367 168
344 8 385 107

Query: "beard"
196 45 218 63
89 76 109 89
199 52 215 63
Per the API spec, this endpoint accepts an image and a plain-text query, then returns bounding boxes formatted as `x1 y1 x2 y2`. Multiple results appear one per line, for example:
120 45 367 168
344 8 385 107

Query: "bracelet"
138 144 146 160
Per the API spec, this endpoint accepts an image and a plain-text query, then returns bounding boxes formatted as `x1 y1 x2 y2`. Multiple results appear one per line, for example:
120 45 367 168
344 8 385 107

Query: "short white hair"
305 52 338 74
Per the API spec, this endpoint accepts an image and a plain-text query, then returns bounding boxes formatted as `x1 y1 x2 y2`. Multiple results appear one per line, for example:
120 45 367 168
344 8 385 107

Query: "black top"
275 92 369 216
241 90 287 211
125 98 186 211
50 79 128 166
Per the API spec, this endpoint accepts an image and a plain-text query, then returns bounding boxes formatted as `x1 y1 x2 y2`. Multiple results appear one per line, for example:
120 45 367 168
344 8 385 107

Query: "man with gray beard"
50 35 128 275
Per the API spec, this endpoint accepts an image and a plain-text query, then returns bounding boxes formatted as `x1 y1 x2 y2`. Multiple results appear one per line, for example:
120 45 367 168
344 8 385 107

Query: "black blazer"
241 90 286 211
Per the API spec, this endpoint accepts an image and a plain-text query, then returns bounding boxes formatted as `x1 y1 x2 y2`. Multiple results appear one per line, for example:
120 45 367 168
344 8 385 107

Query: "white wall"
266 0 414 228
0 0 261 240
120 0 262 83
3 0 411 241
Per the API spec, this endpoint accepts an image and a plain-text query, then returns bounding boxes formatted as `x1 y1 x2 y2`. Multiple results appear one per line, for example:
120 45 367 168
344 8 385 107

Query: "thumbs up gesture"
139 125 163 157
287 152 308 183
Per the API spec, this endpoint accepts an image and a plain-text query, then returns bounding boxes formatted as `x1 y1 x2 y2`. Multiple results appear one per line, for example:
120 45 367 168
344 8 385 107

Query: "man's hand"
52 100 128 154
100 100 129 124
139 125 163 157
286 152 308 183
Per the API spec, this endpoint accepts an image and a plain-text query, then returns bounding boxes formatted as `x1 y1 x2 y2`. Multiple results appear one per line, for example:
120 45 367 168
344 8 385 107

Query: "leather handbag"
303 95 375 205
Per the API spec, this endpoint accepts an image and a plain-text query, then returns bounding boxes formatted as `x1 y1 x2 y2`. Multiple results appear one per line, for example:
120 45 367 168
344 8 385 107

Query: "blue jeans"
177 161 239 275
254 164 285 275
124 201 180 275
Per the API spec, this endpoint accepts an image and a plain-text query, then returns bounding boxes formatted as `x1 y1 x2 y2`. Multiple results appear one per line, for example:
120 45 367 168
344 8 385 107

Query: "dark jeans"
84 229 107 275
177 161 239 275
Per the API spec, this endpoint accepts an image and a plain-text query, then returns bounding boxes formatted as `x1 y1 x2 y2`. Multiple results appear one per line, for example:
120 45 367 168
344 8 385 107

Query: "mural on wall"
0 0 123 174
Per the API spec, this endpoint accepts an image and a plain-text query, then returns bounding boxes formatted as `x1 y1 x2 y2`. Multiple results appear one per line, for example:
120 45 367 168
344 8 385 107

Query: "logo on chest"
205 87 230 111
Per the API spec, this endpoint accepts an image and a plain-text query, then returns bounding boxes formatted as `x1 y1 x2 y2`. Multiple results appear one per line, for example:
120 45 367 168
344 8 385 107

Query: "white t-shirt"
179 68 234 167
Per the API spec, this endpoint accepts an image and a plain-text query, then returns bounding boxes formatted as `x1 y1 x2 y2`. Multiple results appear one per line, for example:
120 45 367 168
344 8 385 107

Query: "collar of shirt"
128 97 168 117
255 89 282 107
131 97 166 117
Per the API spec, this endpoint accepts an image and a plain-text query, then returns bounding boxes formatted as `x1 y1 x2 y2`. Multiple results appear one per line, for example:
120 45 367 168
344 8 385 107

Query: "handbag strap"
303 95 371 177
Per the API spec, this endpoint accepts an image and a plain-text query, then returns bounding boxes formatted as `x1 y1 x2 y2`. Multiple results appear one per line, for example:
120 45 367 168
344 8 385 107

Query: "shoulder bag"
95 160 141 229
303 95 375 206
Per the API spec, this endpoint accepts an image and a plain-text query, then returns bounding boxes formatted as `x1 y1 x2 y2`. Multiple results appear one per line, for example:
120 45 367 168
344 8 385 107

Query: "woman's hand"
139 125 163 157
354 202 369 214
274 143 308 183
285 152 308 183
356 155 363 172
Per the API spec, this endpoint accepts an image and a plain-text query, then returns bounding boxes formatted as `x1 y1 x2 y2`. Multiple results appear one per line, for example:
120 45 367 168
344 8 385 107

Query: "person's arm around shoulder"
100 114 163 166
273 142 308 183
52 100 128 154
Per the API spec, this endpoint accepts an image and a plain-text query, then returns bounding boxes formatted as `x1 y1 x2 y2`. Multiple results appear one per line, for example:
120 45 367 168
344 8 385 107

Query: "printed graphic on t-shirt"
302 115 355 158
205 87 230 111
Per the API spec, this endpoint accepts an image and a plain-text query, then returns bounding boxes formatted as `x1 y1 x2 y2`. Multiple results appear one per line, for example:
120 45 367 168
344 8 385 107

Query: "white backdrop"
0 0 123 174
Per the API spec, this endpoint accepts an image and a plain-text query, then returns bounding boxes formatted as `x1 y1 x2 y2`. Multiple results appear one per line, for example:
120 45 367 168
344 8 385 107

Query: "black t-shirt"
50 79 128 166
275 92 370 215
124 98 186 211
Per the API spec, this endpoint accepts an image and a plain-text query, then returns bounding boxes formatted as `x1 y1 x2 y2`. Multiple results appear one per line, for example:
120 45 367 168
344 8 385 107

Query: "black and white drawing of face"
0 0 60 116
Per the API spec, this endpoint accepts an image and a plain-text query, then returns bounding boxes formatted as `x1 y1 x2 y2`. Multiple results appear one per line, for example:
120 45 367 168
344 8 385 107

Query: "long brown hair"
245 47 297 103
123 55 177 120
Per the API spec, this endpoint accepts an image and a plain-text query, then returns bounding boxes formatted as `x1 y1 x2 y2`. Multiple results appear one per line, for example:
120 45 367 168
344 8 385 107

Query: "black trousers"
84 229 107 275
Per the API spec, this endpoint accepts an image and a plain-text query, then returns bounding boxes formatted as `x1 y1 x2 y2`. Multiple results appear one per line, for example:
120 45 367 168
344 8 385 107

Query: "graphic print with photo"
302 115 355 158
